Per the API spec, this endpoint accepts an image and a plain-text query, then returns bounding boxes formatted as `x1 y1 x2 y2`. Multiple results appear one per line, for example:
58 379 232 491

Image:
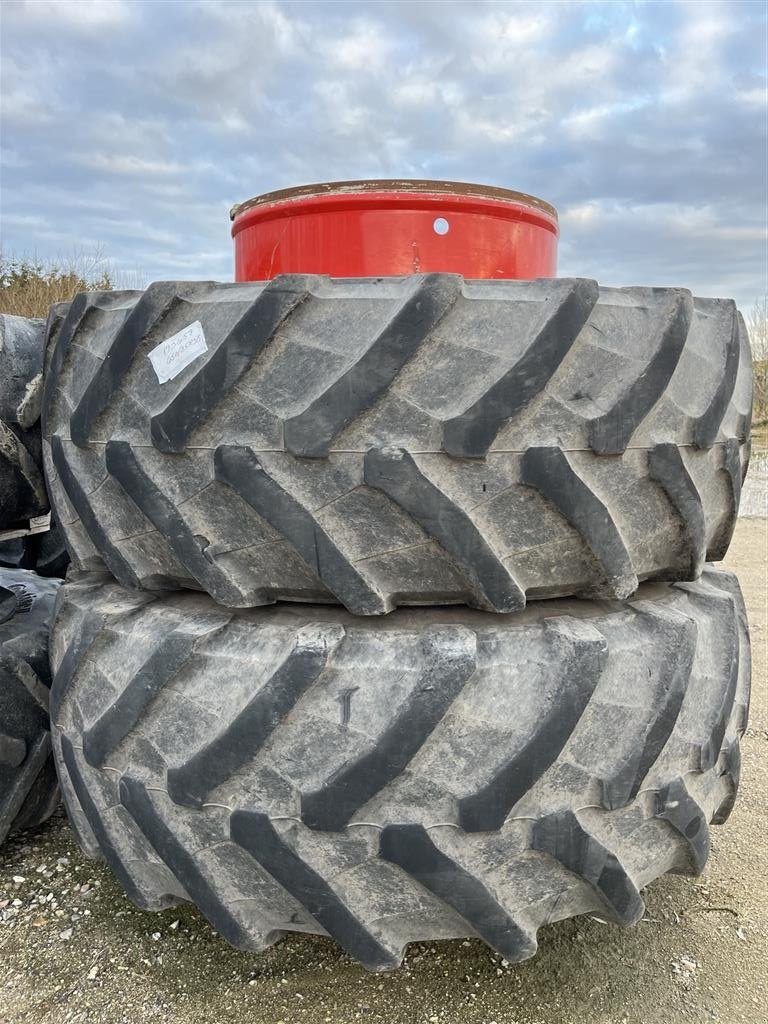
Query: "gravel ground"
1 518 766 1024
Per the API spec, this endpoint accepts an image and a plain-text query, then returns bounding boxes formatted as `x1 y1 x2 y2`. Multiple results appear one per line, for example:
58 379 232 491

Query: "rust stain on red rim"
231 179 559 281
231 179 558 221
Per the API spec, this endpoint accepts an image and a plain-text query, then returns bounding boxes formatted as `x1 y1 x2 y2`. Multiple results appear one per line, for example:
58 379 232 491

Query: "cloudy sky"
1 0 766 308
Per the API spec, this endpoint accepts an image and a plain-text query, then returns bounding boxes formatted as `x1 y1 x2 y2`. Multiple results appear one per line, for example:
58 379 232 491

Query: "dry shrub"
0 250 114 319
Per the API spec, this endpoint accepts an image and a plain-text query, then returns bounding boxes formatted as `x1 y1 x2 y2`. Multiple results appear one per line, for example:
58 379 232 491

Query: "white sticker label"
148 321 208 383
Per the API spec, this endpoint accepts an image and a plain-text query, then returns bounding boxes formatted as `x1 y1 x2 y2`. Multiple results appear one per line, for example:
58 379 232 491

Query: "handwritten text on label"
148 321 208 384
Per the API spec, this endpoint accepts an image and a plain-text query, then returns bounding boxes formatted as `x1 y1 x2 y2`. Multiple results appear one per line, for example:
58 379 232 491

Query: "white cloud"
661 4 735 102
6 0 130 30
1 87 54 125
737 86 768 108
0 148 29 169
563 199 762 239
6 182 125 214
196 0 302 55
0 52 62 124
76 155 185 178
665 205 767 243
136 249 231 272
393 77 439 106
468 10 552 72
1 213 51 230
561 202 603 227
90 218 179 247
312 80 372 136
329 19 396 72
561 98 650 139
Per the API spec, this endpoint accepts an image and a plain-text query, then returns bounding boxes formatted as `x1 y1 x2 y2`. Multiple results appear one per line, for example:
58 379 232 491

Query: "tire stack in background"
35 273 753 969
0 313 49 534
0 568 61 844
0 313 66 843
0 311 69 577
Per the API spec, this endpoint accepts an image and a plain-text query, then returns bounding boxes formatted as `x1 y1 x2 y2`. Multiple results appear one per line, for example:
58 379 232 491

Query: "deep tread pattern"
597 603 696 810
532 809 645 925
42 277 752 614
457 619 607 831
69 283 194 448
215 445 387 614
379 824 537 961
232 808 401 969
0 568 61 844
0 314 49 527
442 278 598 457
364 447 525 612
692 305 742 449
301 626 477 831
654 778 710 874
707 438 743 562
689 589 740 773
50 435 140 590
167 624 344 809
649 444 706 580
589 290 693 455
104 439 246 605
1 733 52 835
285 274 462 458
120 775 256 948
151 276 314 454
711 738 742 825
59 734 156 909
49 611 110 722
521 446 637 599
51 568 750 969
83 626 215 768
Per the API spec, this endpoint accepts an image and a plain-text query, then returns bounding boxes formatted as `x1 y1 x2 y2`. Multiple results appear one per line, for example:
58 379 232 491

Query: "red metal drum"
231 179 558 281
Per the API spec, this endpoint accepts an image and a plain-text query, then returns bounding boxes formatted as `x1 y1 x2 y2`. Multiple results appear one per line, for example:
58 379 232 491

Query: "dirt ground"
1 520 766 1024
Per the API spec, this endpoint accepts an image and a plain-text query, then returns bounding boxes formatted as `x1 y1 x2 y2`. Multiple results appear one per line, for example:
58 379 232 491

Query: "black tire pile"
0 312 69 577
0 313 67 842
0 568 61 843
1 274 754 971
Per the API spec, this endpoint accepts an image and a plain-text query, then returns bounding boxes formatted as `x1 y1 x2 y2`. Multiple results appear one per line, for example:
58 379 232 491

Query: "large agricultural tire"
1 567 61 845
50 567 749 969
0 314 50 528
41 277 752 615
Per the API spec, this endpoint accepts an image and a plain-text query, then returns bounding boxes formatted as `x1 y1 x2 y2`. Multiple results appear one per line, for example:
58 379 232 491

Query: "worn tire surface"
42 277 752 614
0 567 61 845
0 314 49 528
50 567 749 969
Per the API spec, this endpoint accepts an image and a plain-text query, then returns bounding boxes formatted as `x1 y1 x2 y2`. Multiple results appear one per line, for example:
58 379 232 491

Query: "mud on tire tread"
50 567 750 969
42 278 752 614
0 567 61 844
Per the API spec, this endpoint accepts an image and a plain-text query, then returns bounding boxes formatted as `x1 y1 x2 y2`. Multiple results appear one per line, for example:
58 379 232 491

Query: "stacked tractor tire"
0 312 65 843
0 199 755 970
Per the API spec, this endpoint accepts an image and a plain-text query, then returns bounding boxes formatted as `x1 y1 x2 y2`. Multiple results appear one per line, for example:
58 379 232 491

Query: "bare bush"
0 249 114 319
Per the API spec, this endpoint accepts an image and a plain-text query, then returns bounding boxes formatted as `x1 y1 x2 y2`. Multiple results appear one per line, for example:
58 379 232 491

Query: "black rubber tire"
50 566 749 969
0 567 61 845
0 522 70 579
41 278 752 615
0 313 49 528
